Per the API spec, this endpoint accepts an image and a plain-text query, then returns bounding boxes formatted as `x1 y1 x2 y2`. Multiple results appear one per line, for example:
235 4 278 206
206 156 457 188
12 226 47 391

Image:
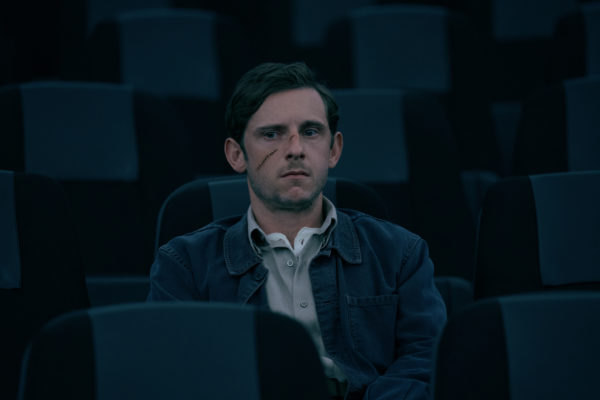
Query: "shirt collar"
247 197 338 254
224 207 361 276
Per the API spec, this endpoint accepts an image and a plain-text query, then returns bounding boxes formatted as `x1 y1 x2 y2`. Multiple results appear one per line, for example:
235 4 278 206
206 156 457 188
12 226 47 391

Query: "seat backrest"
581 4 600 76
433 292 600 400
185 0 376 81
0 82 196 275
83 8 252 101
461 0 578 101
463 0 578 41
332 88 476 280
433 276 473 317
513 76 600 175
155 175 389 250
0 170 89 400
331 5 499 173
63 0 172 38
85 275 150 307
347 5 455 92
0 36 14 85
18 302 329 400
549 3 600 83
79 9 252 175
475 171 600 299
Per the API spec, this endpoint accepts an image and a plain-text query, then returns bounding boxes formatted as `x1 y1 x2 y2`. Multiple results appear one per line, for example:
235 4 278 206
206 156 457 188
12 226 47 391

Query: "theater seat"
76 8 255 175
85 276 150 307
433 292 600 400
513 76 600 175
461 0 578 101
548 3 600 84
59 0 174 78
331 89 476 280
328 5 501 174
0 171 89 400
0 82 196 276
433 276 473 317
475 171 600 299
18 302 329 400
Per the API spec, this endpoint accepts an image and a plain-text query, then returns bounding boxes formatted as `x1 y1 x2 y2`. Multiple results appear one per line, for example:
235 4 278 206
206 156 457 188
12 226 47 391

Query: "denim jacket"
148 209 447 400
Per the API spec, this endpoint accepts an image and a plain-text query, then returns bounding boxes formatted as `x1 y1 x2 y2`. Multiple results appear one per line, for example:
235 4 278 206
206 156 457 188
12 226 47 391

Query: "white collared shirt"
247 197 346 382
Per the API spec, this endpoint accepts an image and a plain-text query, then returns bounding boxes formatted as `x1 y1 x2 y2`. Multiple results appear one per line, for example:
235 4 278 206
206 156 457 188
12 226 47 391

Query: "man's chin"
276 191 319 212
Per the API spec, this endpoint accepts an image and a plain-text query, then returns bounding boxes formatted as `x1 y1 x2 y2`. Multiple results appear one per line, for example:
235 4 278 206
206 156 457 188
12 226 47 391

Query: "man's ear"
328 131 343 168
224 138 247 173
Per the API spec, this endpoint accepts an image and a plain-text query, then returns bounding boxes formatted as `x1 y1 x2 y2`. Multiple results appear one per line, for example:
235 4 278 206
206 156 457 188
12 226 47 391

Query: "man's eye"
263 131 278 139
304 128 319 136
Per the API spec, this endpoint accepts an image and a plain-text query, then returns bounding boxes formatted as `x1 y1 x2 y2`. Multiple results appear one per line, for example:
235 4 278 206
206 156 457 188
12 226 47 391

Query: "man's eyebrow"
299 120 327 130
252 121 327 134
253 124 286 134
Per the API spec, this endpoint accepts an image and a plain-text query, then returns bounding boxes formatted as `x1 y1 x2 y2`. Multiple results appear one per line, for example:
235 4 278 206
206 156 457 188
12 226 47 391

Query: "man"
148 62 447 399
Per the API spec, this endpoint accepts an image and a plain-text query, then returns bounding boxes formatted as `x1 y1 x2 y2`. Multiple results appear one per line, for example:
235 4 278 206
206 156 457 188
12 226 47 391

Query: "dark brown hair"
225 62 339 149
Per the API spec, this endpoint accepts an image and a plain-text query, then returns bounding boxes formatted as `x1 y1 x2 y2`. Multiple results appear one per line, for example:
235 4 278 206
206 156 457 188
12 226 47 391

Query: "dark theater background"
2 1 599 399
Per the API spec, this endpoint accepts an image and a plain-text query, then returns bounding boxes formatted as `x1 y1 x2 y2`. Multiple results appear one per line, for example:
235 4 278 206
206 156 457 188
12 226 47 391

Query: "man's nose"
285 132 305 159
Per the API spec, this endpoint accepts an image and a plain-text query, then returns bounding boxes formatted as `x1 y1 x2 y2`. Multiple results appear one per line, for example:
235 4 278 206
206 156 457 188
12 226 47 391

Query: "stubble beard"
247 170 327 213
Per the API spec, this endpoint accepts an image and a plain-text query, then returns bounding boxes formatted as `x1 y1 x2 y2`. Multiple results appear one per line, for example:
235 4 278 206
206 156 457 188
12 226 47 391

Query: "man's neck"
250 195 324 244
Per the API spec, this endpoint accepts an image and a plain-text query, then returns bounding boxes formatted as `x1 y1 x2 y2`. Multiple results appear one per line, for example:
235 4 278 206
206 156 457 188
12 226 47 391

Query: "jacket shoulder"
159 215 242 260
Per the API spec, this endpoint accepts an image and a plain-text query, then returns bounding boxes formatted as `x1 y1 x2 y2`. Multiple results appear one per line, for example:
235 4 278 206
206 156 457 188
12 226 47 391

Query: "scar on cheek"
257 149 278 171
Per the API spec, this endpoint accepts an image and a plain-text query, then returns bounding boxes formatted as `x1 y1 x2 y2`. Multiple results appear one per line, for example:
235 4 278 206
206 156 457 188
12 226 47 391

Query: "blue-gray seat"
76 8 255 176
0 170 89 400
0 82 196 275
460 0 579 101
331 89 476 280
85 275 150 307
0 36 14 85
328 5 501 174
513 75 600 175
433 292 600 400
547 3 600 87
433 276 473 318
18 302 329 400
475 171 600 299
82 9 249 101
59 0 174 78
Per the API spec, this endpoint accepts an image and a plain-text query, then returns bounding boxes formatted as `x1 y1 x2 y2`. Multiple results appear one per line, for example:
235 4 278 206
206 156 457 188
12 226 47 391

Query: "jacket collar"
223 210 362 276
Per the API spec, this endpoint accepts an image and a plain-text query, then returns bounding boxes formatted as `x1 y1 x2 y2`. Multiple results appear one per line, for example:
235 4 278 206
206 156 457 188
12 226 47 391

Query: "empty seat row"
3 3 598 184
10 290 599 400
14 292 600 400
17 302 331 400
5 168 597 302
5 168 599 400
1 169 472 400
2 75 600 278
4 1 598 91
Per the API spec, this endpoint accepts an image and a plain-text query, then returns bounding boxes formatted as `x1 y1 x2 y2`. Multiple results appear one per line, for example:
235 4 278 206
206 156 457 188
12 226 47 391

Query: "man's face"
226 87 343 213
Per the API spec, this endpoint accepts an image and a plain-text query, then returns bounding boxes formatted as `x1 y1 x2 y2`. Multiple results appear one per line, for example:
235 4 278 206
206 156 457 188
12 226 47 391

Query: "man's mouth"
282 170 309 177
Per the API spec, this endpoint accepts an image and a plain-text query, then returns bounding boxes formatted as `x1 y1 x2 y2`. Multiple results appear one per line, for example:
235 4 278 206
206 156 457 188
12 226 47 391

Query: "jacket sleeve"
363 237 447 400
146 244 202 301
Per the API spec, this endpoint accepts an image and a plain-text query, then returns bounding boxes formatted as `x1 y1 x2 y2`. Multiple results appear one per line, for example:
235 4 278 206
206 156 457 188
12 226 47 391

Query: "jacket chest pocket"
346 294 399 371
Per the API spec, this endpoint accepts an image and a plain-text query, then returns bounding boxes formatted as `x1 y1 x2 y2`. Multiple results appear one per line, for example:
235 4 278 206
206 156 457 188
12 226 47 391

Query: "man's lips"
281 170 309 177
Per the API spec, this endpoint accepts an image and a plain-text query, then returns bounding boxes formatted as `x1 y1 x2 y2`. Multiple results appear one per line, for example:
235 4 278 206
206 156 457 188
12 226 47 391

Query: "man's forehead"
249 87 327 125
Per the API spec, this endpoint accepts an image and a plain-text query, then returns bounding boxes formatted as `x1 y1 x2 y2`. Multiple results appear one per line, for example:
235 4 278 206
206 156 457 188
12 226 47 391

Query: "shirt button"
299 301 308 308
286 259 294 267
